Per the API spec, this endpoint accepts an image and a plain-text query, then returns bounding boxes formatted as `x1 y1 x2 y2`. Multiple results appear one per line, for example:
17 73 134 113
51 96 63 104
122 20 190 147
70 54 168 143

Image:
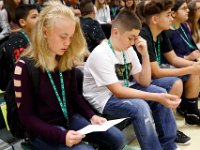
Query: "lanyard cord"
108 39 129 87
179 25 196 49
19 29 31 44
47 71 68 119
172 24 196 49
154 37 161 66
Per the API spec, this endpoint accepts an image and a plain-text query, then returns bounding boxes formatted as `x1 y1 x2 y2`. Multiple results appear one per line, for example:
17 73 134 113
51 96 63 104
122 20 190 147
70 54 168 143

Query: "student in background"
123 0 136 12
14 2 125 150
80 0 106 52
188 0 200 48
109 0 122 20
84 9 180 150
95 0 111 24
170 0 200 61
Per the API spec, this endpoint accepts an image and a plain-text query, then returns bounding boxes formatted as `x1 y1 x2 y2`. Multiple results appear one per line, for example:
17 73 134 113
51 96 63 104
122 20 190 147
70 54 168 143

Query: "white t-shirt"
95 5 111 24
83 40 142 113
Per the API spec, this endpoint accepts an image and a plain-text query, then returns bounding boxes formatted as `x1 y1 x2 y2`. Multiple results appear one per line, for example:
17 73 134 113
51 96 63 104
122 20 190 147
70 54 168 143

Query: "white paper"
77 118 128 135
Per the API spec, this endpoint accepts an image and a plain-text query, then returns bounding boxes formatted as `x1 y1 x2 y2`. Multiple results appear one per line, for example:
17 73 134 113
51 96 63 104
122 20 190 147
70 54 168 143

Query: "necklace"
47 71 68 119
108 39 129 87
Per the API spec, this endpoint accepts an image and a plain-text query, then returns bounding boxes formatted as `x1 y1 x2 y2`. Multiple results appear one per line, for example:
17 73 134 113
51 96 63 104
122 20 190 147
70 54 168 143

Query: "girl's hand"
65 130 85 147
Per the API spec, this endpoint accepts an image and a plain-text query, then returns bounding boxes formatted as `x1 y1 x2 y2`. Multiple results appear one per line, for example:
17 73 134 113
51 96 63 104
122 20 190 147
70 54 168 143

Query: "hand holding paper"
77 118 128 135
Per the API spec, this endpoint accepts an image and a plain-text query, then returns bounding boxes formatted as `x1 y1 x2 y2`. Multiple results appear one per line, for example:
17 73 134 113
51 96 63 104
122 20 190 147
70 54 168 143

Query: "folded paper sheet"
77 118 128 135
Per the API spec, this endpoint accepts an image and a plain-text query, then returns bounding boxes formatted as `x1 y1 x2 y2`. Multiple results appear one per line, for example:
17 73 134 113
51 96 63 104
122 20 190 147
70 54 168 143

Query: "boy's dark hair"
112 9 142 32
15 4 38 27
171 0 186 11
80 0 94 16
136 0 174 23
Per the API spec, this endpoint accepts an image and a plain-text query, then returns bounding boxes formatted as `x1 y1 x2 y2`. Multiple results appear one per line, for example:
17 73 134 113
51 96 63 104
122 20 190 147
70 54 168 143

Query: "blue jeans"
103 84 177 150
151 77 180 92
30 114 125 150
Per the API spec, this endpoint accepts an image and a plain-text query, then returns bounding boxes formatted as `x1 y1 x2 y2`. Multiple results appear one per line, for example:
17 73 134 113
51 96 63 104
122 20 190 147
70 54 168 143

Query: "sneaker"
185 113 200 125
175 130 191 145
176 106 186 117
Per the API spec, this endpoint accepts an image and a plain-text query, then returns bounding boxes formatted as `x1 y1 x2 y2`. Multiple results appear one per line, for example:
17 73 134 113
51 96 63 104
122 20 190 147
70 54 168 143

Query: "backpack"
4 57 39 138
0 32 28 91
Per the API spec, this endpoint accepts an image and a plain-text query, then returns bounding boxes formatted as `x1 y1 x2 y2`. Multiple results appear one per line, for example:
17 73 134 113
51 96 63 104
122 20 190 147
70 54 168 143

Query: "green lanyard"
108 39 129 87
154 37 161 66
177 25 196 49
47 71 68 119
19 29 30 44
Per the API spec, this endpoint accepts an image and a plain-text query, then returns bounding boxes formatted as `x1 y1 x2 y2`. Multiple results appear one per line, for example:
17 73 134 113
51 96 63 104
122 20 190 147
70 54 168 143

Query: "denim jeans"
30 114 125 150
151 77 180 92
103 84 177 150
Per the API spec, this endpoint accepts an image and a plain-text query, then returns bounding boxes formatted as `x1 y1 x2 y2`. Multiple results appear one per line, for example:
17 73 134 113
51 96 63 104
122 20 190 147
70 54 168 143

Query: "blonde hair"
23 1 87 72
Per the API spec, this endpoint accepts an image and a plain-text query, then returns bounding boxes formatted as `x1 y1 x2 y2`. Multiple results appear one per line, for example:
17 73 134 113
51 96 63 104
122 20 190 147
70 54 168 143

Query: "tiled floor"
129 110 200 150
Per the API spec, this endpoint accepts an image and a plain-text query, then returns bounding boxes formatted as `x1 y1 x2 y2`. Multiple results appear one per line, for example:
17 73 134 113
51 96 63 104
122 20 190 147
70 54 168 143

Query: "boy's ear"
19 19 26 27
171 11 176 18
112 27 119 36
151 15 158 25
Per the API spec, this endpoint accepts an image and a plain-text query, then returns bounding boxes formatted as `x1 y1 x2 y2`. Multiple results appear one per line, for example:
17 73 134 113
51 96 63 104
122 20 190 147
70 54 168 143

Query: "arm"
14 60 67 145
107 82 180 108
133 36 151 86
164 50 194 67
0 9 11 40
150 60 200 78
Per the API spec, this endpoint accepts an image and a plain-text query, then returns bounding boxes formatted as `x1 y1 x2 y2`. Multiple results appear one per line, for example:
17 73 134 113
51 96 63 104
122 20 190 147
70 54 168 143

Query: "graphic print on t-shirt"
115 63 132 80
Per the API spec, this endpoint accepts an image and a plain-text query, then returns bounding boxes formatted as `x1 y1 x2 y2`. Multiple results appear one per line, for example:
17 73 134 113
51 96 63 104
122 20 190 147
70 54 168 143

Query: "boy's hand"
184 50 200 61
90 115 107 125
157 93 181 108
134 36 148 57
65 130 85 147
191 61 200 74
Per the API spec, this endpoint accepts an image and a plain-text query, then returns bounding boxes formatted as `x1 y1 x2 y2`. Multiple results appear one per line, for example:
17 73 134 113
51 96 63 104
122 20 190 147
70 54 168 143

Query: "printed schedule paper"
77 118 128 135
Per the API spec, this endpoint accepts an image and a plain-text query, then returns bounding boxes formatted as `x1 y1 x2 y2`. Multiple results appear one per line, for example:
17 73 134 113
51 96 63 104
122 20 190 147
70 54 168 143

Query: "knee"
107 127 125 149
125 100 151 119
170 79 183 97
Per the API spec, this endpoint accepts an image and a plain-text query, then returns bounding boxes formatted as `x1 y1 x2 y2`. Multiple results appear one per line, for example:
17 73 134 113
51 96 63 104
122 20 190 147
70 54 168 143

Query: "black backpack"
4 57 39 138
0 36 14 91
0 32 28 91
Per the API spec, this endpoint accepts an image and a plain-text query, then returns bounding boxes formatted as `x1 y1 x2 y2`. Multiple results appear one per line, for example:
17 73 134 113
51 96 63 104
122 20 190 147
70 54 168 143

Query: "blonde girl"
14 2 124 149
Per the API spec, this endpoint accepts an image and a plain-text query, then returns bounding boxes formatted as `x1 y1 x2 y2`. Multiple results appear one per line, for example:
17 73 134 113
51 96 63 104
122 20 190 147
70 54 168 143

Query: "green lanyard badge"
47 71 68 120
108 39 129 87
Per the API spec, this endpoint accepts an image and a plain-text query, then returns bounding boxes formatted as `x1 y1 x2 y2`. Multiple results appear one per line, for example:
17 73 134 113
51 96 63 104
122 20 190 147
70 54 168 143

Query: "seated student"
5 4 38 62
188 0 200 49
0 4 38 91
169 0 200 61
83 9 181 150
95 0 111 24
109 0 122 20
14 2 125 150
0 8 11 41
136 0 200 128
80 0 106 52
135 0 191 145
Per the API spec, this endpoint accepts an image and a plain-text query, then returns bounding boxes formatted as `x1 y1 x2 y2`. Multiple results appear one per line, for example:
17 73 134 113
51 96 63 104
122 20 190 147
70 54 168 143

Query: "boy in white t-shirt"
83 10 181 150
